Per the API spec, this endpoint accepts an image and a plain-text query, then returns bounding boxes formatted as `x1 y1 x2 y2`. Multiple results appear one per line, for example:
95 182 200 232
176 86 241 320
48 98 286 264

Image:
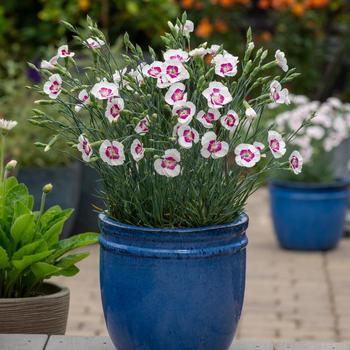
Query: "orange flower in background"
218 0 236 7
260 31 273 42
258 0 270 9
292 2 305 15
79 0 90 12
215 19 229 33
305 0 329 7
181 0 195 9
196 17 213 38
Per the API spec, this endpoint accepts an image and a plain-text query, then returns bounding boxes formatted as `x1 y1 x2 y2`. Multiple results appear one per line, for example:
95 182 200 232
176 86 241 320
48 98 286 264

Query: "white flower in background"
130 139 144 162
174 20 194 36
290 94 309 105
85 37 105 49
306 125 325 140
289 151 303 175
77 134 93 162
91 81 118 100
196 109 220 128
268 130 286 158
156 73 172 89
235 143 261 168
105 97 124 123
245 106 257 120
0 118 18 131
142 61 163 78
163 60 189 84
189 47 208 57
207 45 221 55
99 140 125 166
327 97 342 109
270 80 290 105
43 74 62 99
40 55 58 70
154 149 181 177
253 142 266 157
220 110 239 131
212 53 239 77
177 125 199 149
135 116 150 135
172 101 196 125
300 147 313 163
57 45 75 58
75 89 90 112
165 83 187 105
113 68 128 84
200 131 229 159
202 82 232 109
275 50 288 72
293 135 311 149
163 49 189 62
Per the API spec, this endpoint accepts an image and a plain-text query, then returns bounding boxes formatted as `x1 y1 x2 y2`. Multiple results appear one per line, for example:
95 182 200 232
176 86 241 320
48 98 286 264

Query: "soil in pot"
0 282 69 335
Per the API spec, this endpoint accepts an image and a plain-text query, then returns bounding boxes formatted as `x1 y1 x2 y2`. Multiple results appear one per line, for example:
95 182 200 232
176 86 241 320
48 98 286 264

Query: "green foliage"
0 176 98 298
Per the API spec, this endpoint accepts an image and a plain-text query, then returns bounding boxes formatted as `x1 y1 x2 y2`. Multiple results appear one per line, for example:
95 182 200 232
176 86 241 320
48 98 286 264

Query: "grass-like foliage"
30 13 304 228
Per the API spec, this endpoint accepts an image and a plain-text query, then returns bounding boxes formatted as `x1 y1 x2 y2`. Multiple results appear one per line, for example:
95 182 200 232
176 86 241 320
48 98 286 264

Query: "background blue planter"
269 179 349 251
99 213 248 350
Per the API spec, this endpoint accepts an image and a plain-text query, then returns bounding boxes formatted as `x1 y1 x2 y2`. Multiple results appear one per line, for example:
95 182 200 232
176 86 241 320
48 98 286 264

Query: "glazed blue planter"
99 213 248 350
269 179 350 251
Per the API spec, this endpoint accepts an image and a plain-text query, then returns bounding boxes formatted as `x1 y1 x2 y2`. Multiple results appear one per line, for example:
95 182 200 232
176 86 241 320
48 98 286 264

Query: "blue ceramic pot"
269 179 350 251
99 213 248 350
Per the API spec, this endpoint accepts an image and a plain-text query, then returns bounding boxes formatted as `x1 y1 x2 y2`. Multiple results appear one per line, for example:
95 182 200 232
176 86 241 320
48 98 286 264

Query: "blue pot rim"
268 177 350 190
99 211 249 235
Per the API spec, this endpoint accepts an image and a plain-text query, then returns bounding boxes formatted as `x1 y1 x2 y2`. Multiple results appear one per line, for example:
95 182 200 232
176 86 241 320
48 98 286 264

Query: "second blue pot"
269 179 349 251
99 213 248 350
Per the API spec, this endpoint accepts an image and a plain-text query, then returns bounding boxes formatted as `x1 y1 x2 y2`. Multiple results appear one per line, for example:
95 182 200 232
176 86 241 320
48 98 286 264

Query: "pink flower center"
50 81 60 94
203 112 215 123
135 144 143 155
208 140 222 153
161 156 177 170
290 156 299 169
99 88 113 98
148 66 161 77
82 140 92 156
240 149 254 162
82 95 89 102
110 104 121 117
210 89 225 106
139 120 149 132
171 89 184 102
225 114 236 127
167 65 180 79
270 139 280 152
272 89 280 101
105 145 119 160
183 129 195 143
169 54 184 61
177 107 191 120
220 63 233 74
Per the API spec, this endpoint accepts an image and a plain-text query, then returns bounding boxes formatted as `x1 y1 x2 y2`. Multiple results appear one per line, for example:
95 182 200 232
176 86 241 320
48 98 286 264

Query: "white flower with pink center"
200 131 229 159
154 149 181 177
85 37 105 49
75 89 90 112
234 143 261 168
275 50 288 72
40 55 58 70
172 101 196 125
177 125 199 149
212 53 239 77
220 110 239 131
253 142 266 157
289 150 303 174
142 61 163 78
268 130 286 159
77 135 93 162
165 83 187 105
43 74 62 99
202 82 232 109
105 97 124 123
57 45 75 58
99 140 125 166
270 80 290 105
131 139 144 162
91 81 118 100
174 20 194 36
156 74 172 89
135 116 150 135
196 109 220 128
163 60 189 84
163 49 189 63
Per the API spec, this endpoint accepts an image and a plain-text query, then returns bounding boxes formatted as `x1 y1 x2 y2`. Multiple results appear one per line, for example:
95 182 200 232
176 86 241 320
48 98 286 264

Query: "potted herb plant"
30 14 303 350
0 118 98 334
268 95 350 251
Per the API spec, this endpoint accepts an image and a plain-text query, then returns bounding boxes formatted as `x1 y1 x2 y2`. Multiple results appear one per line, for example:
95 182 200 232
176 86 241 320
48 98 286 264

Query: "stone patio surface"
53 188 350 342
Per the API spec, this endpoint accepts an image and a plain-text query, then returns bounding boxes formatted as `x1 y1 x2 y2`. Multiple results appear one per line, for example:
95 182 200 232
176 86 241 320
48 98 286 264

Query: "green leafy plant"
0 122 98 298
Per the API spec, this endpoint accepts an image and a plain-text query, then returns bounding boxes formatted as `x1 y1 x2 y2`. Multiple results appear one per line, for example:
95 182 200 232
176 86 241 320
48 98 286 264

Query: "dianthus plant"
30 14 304 228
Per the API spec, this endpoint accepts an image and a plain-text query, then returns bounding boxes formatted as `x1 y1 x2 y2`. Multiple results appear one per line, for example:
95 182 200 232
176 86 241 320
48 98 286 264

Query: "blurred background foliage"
0 0 349 167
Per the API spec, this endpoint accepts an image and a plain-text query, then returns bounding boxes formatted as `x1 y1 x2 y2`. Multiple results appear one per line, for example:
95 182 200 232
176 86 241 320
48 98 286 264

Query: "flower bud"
43 183 53 193
5 160 17 171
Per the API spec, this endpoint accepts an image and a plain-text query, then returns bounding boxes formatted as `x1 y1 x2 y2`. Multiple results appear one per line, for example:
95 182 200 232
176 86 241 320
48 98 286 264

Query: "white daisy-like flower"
163 60 189 84
57 45 75 58
196 109 220 128
220 110 239 131
77 134 93 162
43 74 62 99
212 53 239 77
163 49 189 62
172 101 196 125
0 118 18 131
268 130 286 159
235 143 261 168
177 125 199 149
91 81 118 100
75 89 90 112
289 150 303 175
142 61 163 79
202 81 232 109
85 37 105 49
275 50 288 72
154 149 181 177
200 131 229 159
105 97 124 123
135 116 150 135
130 139 144 162
99 140 125 166
165 83 187 105
270 80 290 105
